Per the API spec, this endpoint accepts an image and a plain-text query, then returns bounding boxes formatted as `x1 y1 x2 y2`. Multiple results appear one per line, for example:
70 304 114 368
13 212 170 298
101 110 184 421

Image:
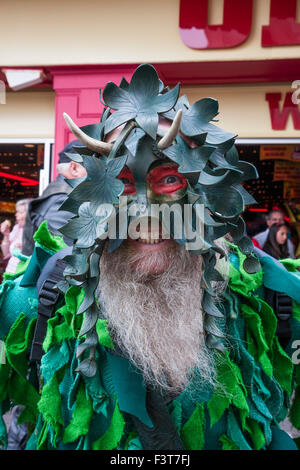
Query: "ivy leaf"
76 358 97 378
76 330 98 358
162 136 214 174
68 155 127 206
243 256 261 274
79 305 99 336
63 251 90 278
180 98 236 144
102 64 180 138
77 278 99 316
196 184 244 220
125 128 146 156
59 202 109 248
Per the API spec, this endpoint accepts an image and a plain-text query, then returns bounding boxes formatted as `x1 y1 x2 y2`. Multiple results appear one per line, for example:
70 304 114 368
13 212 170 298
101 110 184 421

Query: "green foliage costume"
0 64 300 450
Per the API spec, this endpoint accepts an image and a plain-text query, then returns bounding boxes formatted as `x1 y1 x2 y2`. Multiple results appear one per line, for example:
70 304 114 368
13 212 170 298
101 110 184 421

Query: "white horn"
157 109 183 150
63 112 113 156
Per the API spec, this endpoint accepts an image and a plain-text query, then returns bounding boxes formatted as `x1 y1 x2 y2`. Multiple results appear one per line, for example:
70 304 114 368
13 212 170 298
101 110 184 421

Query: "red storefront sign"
265 93 300 130
179 0 300 49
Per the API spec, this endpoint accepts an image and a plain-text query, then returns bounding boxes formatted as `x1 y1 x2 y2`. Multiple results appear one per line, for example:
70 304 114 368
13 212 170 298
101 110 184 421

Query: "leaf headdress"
58 64 260 376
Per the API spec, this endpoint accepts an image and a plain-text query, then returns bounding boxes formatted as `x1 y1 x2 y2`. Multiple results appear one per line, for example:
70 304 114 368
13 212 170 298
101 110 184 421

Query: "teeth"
137 235 163 244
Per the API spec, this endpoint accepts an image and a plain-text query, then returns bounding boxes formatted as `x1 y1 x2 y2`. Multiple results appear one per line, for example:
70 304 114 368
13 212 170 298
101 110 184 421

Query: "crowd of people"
252 209 296 261
0 140 86 278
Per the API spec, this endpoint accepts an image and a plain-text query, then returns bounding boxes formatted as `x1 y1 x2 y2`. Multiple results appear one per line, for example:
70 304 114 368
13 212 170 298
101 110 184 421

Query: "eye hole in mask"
118 163 187 198
146 163 187 195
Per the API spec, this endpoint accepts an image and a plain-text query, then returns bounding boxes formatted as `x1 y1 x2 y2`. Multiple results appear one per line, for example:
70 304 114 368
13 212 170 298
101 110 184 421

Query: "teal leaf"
243 256 261 274
180 98 235 144
76 358 97 378
102 64 180 138
76 330 98 358
237 236 254 256
197 184 244 219
59 202 109 248
79 305 99 336
162 137 214 174
77 279 99 315
63 252 90 278
125 128 146 156
104 109 136 135
68 155 127 206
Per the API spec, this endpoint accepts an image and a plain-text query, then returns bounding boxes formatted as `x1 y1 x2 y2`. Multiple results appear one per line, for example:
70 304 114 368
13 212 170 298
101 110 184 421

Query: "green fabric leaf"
169 400 182 434
92 401 125 450
96 319 114 350
218 434 239 450
289 385 300 429
180 403 205 450
63 382 93 444
37 366 67 448
245 418 266 450
33 220 67 253
207 351 249 428
272 337 293 395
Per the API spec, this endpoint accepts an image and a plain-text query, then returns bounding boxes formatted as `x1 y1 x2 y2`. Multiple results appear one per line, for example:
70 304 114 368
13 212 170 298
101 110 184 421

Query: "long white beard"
97 241 220 393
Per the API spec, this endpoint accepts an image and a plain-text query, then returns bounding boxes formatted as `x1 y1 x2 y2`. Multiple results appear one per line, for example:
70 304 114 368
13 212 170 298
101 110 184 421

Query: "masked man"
0 64 299 451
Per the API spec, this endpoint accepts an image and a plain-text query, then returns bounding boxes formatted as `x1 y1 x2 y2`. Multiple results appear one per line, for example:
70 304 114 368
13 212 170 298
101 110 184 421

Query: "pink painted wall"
51 66 136 180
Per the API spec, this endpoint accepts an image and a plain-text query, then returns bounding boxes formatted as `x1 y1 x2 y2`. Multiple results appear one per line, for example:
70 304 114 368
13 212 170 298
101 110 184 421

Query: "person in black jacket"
22 140 86 256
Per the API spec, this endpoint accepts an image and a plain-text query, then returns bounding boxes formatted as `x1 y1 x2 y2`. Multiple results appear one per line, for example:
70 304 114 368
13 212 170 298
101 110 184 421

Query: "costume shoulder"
223 243 300 446
0 234 299 450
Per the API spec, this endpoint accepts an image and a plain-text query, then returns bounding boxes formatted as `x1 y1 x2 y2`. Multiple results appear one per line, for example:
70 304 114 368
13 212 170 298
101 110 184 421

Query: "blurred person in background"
22 140 86 256
0 199 31 273
262 222 291 260
253 209 294 257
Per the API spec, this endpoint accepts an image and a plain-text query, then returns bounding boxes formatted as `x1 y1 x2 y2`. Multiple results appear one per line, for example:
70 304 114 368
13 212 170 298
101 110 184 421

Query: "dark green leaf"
102 64 179 138
77 278 99 315
237 236 253 256
68 155 126 206
79 305 99 336
76 330 98 358
76 358 97 378
59 202 108 248
162 137 214 174
243 256 261 274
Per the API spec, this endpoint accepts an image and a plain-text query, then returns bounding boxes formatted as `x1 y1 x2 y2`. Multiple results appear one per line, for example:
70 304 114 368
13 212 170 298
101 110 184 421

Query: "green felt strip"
207 352 249 429
37 366 67 448
218 434 239 450
289 386 300 429
180 403 205 450
33 221 67 254
92 401 125 450
63 382 93 444
96 319 114 350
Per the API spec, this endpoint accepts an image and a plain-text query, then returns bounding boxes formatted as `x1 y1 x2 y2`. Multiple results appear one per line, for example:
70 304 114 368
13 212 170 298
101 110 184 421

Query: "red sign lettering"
266 93 300 130
179 0 253 49
262 0 300 46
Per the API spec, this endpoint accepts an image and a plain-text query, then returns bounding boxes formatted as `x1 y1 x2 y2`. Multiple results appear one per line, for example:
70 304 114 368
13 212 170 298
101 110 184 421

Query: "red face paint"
118 167 136 195
146 163 187 195
118 163 187 197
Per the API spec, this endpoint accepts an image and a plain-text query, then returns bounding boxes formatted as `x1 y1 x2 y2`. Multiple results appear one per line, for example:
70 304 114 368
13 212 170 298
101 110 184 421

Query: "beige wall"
0 90 55 138
1 0 300 66
182 83 300 139
0 83 298 140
